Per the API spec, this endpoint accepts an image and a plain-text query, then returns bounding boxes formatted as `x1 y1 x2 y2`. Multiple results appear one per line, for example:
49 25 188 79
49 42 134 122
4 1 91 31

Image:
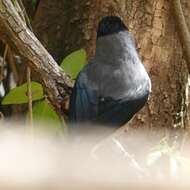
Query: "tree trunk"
128 0 189 129
33 0 189 129
33 0 72 63
1 0 189 129
22 0 36 19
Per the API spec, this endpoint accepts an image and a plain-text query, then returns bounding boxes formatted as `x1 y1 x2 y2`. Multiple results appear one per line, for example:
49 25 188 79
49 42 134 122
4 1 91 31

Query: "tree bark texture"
33 0 189 129
125 0 189 129
172 0 190 73
0 0 73 116
33 0 73 63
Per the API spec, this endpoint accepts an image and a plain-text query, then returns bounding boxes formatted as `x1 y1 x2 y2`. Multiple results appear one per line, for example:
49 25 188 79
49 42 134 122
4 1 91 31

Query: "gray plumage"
69 16 151 127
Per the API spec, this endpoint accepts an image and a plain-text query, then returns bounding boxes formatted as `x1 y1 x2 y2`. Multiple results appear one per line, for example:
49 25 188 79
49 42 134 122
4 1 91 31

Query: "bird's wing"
69 70 98 123
95 92 149 127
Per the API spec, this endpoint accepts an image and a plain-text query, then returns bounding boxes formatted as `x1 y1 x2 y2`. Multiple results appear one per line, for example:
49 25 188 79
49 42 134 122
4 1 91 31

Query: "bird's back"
69 16 151 128
69 57 150 127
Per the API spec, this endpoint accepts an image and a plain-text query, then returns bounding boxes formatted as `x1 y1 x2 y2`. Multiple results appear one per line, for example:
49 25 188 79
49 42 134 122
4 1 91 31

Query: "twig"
1 44 9 81
17 0 32 30
172 0 190 73
0 112 4 121
7 48 19 84
112 138 145 173
27 66 33 129
15 0 33 128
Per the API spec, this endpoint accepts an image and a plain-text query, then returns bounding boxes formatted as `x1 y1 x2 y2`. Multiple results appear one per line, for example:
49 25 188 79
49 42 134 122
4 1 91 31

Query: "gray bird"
69 16 151 128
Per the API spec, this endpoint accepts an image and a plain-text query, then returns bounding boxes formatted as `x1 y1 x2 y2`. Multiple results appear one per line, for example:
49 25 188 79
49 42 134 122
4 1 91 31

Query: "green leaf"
32 100 64 135
60 49 86 79
32 0 37 7
11 0 16 5
2 82 44 105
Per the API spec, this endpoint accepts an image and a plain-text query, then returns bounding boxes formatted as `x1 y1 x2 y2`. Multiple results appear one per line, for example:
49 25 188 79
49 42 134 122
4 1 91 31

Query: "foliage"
60 49 86 79
1 49 86 133
2 82 44 105
31 99 63 135
31 0 38 8
2 81 64 134
0 49 87 133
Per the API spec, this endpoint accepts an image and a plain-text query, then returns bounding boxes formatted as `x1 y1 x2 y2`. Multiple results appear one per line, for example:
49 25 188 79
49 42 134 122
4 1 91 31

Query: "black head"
97 16 128 38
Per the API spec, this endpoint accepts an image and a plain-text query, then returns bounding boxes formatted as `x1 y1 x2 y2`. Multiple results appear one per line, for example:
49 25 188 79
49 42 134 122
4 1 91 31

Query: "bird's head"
97 16 128 38
95 16 138 66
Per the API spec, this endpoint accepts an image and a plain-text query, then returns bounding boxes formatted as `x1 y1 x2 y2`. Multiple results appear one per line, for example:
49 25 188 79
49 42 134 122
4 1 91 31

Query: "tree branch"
172 0 190 73
0 0 73 115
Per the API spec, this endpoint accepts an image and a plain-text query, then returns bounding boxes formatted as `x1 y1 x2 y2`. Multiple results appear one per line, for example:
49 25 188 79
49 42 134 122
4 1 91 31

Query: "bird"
69 16 151 128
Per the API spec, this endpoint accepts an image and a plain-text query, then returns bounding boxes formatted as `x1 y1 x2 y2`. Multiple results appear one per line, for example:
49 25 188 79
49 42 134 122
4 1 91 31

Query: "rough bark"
33 0 71 63
0 0 73 115
33 0 126 61
172 0 190 73
33 0 189 129
125 0 189 129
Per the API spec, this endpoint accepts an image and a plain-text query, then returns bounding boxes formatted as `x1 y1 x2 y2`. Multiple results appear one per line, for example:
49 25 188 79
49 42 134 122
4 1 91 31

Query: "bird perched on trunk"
69 16 151 128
